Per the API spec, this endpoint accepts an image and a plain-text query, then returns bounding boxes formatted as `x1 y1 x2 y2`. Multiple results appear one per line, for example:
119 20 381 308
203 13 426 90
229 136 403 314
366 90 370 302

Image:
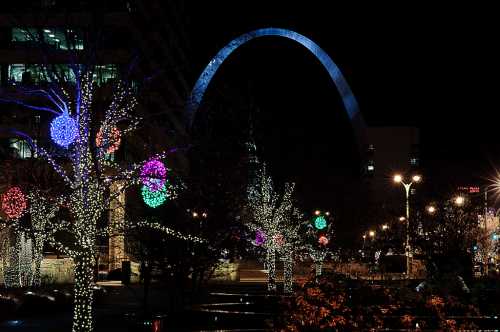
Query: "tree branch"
1 129 73 186
0 97 60 115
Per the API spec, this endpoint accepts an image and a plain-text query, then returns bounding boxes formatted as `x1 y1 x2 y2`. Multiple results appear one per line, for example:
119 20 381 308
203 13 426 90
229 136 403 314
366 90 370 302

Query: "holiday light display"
254 229 266 246
301 211 334 279
273 233 285 247
282 253 294 294
141 184 168 208
50 113 78 148
314 215 327 230
140 159 167 192
309 249 328 278
318 235 329 246
1 70 196 332
1 186 27 220
135 220 205 244
0 230 34 288
27 192 62 286
246 162 302 293
95 126 121 153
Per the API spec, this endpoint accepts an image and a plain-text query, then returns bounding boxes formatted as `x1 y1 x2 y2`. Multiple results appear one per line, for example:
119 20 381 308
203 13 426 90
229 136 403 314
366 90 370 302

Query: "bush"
276 271 483 331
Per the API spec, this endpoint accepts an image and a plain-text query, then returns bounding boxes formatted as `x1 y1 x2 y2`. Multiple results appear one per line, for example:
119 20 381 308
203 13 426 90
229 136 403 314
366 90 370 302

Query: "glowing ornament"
1 186 28 219
318 235 329 246
50 113 78 148
314 216 327 230
96 126 121 153
254 229 266 246
273 233 285 247
141 184 168 208
140 159 167 192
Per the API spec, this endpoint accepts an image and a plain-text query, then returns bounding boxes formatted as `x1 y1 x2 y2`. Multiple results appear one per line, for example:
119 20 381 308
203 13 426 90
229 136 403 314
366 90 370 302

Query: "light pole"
393 173 421 278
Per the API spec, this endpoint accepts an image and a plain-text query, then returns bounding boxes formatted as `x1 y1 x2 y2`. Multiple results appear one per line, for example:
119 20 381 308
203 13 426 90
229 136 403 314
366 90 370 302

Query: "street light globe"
362 234 366 239
325 211 330 216
399 216 406 222
192 212 199 218
394 174 403 183
314 210 321 216
455 196 465 206
412 175 422 183
382 224 389 230
369 230 375 237
427 205 436 214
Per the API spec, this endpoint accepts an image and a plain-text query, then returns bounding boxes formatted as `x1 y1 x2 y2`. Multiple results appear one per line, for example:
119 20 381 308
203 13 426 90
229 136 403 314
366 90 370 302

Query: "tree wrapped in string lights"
300 212 335 280
0 66 202 332
246 163 302 293
27 191 64 286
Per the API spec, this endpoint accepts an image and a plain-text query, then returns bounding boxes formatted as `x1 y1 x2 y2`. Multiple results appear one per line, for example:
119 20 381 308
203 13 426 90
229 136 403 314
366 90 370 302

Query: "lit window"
11 28 38 42
8 64 25 82
12 27 84 50
7 63 114 85
9 138 33 159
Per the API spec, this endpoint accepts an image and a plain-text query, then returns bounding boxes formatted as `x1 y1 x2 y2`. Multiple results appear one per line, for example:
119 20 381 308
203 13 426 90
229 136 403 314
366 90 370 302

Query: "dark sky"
176 2 499 211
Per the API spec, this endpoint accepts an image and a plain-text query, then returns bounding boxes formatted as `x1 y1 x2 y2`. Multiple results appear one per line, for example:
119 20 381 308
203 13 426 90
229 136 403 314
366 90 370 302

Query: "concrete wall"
40 257 75 284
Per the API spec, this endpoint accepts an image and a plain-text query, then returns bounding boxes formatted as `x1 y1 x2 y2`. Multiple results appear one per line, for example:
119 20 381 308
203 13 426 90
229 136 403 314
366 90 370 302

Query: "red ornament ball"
1 186 27 220
318 235 329 246
96 126 121 153
273 233 285 247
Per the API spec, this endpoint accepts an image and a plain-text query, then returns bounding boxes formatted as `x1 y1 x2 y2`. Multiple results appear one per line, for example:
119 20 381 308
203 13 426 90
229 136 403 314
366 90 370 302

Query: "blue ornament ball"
50 113 78 148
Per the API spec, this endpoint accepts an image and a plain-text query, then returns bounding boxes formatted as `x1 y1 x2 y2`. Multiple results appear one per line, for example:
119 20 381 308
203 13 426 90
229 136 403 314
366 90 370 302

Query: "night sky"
174 2 499 232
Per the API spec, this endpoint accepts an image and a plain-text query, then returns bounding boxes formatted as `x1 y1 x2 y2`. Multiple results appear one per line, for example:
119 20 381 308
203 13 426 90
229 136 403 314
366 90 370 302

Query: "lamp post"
393 174 421 278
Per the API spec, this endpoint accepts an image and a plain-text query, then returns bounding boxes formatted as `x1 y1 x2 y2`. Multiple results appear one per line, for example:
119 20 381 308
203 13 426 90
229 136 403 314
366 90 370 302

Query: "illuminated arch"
186 27 366 149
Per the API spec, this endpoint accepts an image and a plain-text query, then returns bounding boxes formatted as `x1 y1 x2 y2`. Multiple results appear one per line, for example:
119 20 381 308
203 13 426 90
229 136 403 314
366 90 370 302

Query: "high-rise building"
364 127 420 204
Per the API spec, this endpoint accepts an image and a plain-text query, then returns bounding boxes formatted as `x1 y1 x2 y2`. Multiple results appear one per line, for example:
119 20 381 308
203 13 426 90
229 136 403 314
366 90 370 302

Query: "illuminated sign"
458 186 480 193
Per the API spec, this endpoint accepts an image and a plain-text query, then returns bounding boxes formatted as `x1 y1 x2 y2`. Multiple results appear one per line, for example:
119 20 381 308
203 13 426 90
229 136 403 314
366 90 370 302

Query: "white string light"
246 162 302 293
135 220 206 244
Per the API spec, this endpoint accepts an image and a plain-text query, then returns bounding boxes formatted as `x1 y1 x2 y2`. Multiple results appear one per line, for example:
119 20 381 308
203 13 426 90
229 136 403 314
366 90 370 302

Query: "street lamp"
454 196 465 206
382 224 389 231
427 205 436 214
368 230 376 238
314 210 321 216
393 173 421 278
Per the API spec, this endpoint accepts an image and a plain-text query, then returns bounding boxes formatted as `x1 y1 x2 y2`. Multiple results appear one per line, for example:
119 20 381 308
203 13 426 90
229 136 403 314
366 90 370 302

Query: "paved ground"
0 282 278 332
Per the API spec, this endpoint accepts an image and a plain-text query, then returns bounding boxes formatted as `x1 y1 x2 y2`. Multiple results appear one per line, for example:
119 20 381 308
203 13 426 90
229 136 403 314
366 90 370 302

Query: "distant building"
364 127 420 204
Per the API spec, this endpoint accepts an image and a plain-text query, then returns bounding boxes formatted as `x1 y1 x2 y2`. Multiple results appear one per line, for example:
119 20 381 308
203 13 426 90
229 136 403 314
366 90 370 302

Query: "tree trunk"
266 248 276 292
315 260 323 280
283 252 293 294
72 254 95 332
32 238 44 287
